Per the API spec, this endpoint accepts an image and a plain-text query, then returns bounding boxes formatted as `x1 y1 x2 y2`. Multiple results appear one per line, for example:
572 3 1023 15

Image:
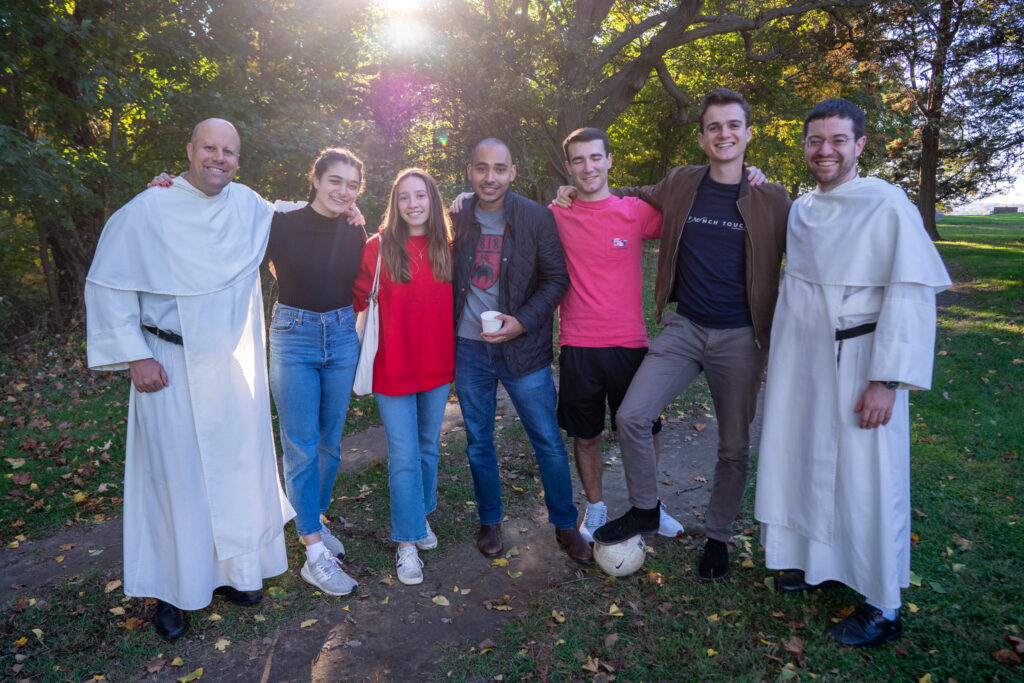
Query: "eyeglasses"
804 136 854 149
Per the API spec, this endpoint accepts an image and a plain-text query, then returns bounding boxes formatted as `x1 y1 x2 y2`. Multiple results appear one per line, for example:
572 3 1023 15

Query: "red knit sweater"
352 233 455 396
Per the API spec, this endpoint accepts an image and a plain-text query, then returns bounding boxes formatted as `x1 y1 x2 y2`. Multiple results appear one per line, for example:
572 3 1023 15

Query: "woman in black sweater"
266 148 366 597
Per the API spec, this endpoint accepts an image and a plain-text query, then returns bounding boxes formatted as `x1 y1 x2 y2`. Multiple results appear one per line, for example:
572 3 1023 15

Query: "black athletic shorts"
557 345 662 439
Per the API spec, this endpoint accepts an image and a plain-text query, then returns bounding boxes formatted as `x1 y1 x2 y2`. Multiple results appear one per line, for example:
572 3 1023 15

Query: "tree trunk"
917 123 942 241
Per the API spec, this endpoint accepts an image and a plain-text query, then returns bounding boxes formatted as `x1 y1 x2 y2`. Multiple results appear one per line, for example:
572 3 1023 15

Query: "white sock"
866 599 899 620
587 500 606 513
305 541 328 564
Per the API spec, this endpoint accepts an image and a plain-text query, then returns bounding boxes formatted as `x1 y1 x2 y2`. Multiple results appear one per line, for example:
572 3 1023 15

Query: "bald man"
85 119 294 641
451 138 592 565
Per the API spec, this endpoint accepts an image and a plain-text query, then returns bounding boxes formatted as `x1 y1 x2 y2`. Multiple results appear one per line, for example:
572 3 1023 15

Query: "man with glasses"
755 99 950 648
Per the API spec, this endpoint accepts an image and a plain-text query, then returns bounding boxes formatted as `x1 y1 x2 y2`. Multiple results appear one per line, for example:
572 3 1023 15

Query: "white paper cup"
481 310 504 333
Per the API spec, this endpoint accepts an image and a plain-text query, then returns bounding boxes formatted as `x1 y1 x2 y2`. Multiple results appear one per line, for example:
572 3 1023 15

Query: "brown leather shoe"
555 527 594 565
476 523 503 557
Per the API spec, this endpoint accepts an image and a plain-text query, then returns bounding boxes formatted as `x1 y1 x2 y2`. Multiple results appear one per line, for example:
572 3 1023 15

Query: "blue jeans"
269 303 359 537
375 383 450 543
453 338 577 529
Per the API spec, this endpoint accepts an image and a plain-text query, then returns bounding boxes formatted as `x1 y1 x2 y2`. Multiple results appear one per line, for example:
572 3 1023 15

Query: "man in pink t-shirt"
550 128 686 543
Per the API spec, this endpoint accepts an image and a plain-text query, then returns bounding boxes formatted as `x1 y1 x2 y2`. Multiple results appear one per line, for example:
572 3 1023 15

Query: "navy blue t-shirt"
672 174 751 328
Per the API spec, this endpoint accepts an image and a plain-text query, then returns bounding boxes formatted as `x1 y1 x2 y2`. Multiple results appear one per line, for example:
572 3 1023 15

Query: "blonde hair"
379 168 453 283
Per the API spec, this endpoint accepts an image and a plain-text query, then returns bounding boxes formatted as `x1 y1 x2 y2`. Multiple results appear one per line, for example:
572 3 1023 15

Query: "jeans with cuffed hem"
375 382 450 543
454 337 577 529
269 303 359 537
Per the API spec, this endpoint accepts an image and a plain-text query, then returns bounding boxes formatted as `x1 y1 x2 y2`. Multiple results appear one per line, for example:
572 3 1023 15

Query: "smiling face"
185 119 240 196
396 174 431 235
467 141 516 210
697 103 752 167
565 139 612 200
803 116 866 192
310 161 362 217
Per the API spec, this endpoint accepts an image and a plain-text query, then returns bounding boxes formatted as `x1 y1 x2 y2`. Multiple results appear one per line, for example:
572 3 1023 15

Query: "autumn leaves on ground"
3 216 1023 681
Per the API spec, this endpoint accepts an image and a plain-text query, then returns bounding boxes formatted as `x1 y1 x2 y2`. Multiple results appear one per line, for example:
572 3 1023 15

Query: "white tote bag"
353 251 381 396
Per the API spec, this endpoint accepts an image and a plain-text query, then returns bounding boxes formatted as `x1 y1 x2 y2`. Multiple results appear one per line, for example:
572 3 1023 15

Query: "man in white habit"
754 99 951 648
85 118 295 641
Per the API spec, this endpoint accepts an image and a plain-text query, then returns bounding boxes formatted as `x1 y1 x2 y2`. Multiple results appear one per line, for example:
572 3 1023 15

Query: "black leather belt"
143 325 184 345
835 322 877 341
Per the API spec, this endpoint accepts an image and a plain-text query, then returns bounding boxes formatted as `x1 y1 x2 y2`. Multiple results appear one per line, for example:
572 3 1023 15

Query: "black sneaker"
698 538 730 581
592 504 660 544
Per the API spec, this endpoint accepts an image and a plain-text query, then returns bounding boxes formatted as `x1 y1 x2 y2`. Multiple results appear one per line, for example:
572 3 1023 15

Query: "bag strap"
368 248 382 302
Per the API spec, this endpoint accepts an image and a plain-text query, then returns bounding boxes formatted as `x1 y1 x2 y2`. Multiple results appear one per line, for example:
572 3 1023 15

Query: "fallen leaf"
781 636 804 655
300 618 318 628
170 657 185 667
1007 635 1024 655
604 633 619 649
88 548 103 556
104 579 122 593
582 656 600 673
952 563 966 573
460 588 471 595
908 603 920 613
694 476 709 483
707 648 718 657
59 543 75 551
5 458 26 469
213 638 230 652
551 609 565 623
693 422 707 432
929 581 948 594
707 613 719 622
177 667 204 682
109 606 125 616
55 555 65 563
918 674 933 683
432 595 451 607
478 637 496 653
13 636 27 647
507 570 522 579
207 613 222 621
992 649 1022 666
379 596 389 605
909 570 923 587
7 541 18 549
491 558 509 567
741 558 754 568
265 586 286 599
378 576 395 586
952 535 973 550
608 603 624 617
118 617 146 630
145 657 166 674
253 614 266 622
31 628 43 642
505 546 520 558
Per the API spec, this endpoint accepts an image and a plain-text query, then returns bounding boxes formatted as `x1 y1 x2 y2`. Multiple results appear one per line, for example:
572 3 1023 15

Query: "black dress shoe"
778 570 815 593
213 585 263 607
592 503 659 544
698 538 730 581
153 600 188 641
825 603 902 648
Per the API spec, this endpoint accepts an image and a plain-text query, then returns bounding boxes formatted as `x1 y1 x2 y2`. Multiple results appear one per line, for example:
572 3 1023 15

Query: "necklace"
407 236 427 259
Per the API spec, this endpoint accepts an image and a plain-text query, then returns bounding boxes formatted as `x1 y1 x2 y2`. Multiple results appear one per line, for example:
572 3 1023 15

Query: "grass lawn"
2 213 1021 680
436 214 1024 681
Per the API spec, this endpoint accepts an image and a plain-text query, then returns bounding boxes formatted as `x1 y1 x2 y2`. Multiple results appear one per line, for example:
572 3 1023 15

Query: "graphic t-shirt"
458 206 506 339
673 174 751 328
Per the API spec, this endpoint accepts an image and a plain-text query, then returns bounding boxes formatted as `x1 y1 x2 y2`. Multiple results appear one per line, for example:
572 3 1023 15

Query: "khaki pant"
617 310 767 541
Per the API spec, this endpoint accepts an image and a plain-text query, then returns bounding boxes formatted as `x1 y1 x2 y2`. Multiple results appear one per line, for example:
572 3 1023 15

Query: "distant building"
991 206 1021 214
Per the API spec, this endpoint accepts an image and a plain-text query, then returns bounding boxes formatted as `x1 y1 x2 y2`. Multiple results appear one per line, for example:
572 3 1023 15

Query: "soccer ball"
594 535 647 577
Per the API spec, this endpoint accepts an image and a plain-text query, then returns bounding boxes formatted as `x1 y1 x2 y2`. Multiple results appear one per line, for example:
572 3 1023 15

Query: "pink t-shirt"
550 195 662 348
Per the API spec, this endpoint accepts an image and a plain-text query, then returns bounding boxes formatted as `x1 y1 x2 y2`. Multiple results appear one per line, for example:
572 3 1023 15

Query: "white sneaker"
396 546 424 585
319 524 345 558
658 506 685 538
578 501 607 544
300 550 358 596
416 520 438 551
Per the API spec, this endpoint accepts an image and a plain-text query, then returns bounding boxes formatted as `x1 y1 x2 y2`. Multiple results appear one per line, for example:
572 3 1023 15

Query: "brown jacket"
613 164 791 348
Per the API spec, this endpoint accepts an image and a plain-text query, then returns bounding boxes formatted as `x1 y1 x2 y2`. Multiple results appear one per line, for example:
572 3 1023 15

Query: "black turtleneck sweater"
265 204 368 312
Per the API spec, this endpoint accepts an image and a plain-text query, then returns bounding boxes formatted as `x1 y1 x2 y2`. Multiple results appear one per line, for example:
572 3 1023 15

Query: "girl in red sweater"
352 168 455 585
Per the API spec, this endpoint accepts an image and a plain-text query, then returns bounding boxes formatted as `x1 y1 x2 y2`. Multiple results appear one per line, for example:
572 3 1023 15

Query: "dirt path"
4 386 751 681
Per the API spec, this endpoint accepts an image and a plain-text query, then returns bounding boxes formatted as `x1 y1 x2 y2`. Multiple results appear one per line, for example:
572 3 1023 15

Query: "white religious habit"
86 176 296 611
755 176 951 610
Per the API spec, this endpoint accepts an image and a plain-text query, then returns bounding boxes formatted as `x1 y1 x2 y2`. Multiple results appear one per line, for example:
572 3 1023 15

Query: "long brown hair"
379 168 453 283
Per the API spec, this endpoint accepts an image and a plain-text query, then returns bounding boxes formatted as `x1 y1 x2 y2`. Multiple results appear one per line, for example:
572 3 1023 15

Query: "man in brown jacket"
589 89 791 581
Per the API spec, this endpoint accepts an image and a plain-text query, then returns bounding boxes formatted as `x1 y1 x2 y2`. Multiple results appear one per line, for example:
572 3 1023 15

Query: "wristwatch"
883 381 899 390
